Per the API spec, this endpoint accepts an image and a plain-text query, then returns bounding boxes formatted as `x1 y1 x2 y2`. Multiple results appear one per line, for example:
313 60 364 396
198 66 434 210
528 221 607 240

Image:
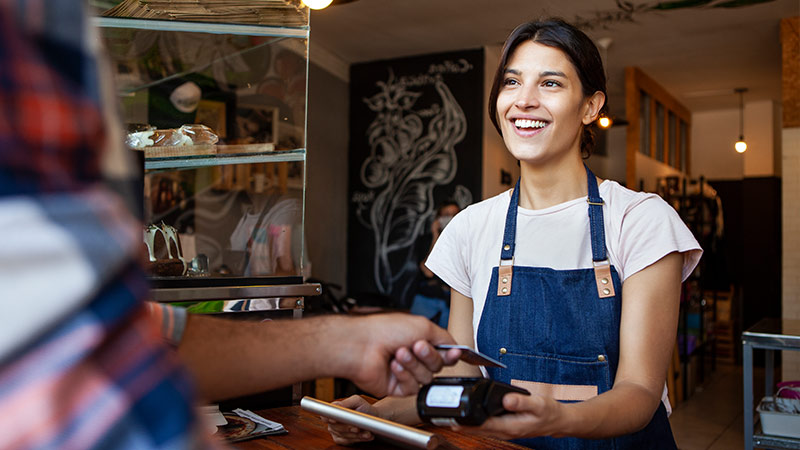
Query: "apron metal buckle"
592 260 616 299
497 258 514 297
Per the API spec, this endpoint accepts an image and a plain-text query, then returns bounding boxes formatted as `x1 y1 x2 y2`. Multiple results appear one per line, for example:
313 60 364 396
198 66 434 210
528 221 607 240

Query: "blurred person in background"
410 201 461 328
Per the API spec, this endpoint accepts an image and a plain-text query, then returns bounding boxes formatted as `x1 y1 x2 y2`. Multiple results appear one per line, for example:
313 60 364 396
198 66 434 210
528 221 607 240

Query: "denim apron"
476 165 676 449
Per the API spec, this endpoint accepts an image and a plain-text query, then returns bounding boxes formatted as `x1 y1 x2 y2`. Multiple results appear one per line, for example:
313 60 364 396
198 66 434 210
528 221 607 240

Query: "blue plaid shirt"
0 1 213 448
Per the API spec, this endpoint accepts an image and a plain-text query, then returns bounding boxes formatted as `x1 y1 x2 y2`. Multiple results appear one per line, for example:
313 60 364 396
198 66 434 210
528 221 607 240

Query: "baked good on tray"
126 124 219 149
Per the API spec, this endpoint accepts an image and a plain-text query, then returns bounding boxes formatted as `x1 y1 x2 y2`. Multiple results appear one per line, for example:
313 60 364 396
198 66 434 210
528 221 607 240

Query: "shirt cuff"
145 302 188 346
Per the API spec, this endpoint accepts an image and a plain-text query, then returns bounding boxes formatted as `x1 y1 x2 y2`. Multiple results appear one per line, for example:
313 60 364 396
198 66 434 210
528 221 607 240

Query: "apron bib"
476 165 676 450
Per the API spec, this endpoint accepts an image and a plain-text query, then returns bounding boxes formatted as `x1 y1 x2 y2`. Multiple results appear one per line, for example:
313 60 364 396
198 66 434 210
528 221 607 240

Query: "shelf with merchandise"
90 0 309 34
95 0 313 296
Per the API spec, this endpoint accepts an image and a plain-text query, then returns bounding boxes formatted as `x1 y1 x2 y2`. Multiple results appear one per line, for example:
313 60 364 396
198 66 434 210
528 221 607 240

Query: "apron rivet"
598 355 606 362
503 244 510 251
601 277 609 285
500 347 507 354
603 288 611 295
502 277 508 283
501 287 508 294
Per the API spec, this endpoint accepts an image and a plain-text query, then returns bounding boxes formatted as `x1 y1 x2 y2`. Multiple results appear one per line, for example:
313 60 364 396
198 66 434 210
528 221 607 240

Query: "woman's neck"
517 156 589 210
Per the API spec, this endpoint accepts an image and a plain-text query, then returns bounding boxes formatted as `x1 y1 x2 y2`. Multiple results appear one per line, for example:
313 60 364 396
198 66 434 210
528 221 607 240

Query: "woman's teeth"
514 119 547 129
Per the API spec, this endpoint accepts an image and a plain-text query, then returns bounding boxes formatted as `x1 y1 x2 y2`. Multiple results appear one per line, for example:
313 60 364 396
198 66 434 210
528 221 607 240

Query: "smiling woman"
325 18 702 450
488 20 608 165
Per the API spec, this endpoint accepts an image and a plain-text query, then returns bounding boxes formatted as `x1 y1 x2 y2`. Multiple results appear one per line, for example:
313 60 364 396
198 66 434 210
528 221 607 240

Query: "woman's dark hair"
488 18 607 158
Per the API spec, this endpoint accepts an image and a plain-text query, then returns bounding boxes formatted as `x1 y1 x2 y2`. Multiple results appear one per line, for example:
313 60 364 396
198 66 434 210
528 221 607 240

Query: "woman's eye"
542 80 562 88
502 78 519 87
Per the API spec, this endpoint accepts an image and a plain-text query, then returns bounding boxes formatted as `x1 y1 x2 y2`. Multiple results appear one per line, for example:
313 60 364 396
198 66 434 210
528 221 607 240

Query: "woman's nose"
514 85 540 109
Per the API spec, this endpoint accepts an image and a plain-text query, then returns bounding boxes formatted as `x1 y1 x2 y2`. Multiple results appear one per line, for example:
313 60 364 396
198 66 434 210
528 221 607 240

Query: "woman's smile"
511 117 550 137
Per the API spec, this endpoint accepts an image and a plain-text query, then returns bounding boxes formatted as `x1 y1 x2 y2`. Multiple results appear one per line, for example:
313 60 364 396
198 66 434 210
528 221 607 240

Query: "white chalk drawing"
357 71 468 298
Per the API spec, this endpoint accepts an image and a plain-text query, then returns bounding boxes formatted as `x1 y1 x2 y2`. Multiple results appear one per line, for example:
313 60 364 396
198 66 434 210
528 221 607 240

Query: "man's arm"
177 313 460 401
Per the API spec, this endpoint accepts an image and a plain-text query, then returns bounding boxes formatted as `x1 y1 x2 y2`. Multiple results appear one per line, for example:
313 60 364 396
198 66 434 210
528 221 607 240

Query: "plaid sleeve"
145 303 189 346
0 1 219 448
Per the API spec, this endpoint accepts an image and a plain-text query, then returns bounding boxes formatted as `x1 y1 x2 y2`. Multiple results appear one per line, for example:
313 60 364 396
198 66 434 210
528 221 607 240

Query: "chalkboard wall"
347 49 484 308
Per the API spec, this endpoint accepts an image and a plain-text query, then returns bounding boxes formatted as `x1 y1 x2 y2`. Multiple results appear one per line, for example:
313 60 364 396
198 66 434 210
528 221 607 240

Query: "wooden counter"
232 405 528 449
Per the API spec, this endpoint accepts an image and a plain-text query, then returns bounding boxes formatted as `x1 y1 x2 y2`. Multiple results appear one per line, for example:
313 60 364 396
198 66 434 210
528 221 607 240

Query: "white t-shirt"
427 179 701 326
425 179 702 412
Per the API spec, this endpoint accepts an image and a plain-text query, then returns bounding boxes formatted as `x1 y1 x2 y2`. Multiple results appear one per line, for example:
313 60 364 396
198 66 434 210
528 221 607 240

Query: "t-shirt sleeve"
617 195 702 282
424 210 473 298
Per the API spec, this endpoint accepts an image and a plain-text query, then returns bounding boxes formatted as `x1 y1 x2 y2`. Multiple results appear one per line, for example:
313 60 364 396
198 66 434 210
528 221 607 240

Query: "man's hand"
332 314 461 397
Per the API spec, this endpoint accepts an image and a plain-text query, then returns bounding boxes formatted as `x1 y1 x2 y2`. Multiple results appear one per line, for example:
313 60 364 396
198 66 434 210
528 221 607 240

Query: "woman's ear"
581 91 606 125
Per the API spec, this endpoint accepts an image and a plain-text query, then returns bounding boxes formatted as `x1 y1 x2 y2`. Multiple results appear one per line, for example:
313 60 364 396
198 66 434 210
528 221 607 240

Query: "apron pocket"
510 379 597 401
499 351 613 400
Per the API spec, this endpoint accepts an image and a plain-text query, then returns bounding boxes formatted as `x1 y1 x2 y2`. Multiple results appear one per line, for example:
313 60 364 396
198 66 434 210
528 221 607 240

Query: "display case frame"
95 1 318 313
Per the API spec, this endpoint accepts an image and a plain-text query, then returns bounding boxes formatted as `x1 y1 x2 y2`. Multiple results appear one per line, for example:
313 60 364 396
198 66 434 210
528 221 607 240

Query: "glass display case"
92 0 319 313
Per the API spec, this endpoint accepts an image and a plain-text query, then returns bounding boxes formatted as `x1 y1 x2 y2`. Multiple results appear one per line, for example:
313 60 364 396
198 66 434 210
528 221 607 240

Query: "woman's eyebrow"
540 70 567 78
502 68 567 78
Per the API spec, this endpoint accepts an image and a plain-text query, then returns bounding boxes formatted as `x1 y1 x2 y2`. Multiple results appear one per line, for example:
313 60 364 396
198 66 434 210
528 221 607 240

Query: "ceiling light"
734 88 747 154
302 0 333 9
598 116 612 128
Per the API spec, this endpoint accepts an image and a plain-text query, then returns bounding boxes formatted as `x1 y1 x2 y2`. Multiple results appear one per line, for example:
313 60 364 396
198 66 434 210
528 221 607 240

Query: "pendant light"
302 0 333 9
734 88 747 153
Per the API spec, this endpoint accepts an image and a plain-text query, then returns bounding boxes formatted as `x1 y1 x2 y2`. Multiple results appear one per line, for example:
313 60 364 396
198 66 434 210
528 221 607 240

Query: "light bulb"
302 0 333 9
735 140 747 153
598 116 612 128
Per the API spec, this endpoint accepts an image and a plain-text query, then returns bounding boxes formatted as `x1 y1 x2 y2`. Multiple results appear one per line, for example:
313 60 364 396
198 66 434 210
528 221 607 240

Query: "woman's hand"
322 395 379 445
455 393 566 440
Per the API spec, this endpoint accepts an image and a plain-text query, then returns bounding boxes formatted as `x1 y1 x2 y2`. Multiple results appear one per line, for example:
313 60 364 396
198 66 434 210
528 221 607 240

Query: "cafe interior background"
307 0 799 385
95 0 799 447
307 1 800 446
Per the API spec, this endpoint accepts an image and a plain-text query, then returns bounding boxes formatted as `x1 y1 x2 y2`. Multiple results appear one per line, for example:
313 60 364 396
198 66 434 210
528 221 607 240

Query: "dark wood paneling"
709 177 782 332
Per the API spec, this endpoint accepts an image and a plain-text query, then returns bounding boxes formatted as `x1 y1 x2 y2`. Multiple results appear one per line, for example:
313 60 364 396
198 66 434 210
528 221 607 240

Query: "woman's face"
495 40 601 165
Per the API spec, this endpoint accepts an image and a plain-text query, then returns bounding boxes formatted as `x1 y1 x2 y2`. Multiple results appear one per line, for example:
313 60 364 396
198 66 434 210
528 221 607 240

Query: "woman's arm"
560 251 683 437
463 251 684 440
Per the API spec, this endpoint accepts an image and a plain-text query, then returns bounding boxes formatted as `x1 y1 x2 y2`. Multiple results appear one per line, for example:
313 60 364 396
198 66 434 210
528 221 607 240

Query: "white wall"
691 100 779 181
482 45 520 199
692 109 745 180
743 101 780 177
783 126 800 379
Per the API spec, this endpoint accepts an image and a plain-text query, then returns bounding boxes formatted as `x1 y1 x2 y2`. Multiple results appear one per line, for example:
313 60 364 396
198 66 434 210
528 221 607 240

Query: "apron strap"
497 180 519 297
497 166 615 298
585 164 616 299
585 164 607 262
500 178 521 262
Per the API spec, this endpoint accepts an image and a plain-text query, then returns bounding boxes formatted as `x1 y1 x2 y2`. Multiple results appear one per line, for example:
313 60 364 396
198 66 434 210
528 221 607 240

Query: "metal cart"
743 318 800 450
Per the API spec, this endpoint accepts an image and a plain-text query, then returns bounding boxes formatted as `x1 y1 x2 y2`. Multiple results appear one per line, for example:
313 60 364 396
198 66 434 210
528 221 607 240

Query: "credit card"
435 345 507 368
